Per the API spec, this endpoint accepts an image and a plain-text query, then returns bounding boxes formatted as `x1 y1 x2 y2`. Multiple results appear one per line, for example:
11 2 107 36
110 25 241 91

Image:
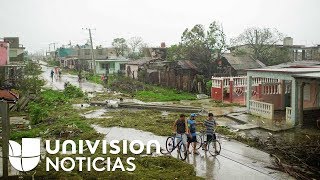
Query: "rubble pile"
266 134 320 180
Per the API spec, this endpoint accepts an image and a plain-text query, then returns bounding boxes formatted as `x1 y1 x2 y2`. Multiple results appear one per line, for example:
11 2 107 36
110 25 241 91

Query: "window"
303 84 310 101
109 62 115 69
101 63 109 70
120 64 125 70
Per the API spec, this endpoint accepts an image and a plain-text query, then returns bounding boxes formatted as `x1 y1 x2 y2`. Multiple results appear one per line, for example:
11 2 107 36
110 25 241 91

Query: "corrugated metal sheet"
177 60 198 70
223 53 263 70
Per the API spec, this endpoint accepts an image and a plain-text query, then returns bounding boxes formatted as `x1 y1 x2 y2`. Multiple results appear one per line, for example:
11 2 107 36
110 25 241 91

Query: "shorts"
187 135 197 143
206 134 216 142
175 133 187 145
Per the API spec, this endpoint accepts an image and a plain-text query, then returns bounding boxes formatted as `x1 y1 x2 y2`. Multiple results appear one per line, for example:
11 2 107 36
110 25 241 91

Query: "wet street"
37 63 293 179
93 125 292 180
40 62 104 92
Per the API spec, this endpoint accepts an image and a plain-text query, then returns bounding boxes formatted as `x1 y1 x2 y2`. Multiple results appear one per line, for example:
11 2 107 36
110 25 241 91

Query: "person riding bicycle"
187 113 201 155
203 113 219 154
173 114 189 148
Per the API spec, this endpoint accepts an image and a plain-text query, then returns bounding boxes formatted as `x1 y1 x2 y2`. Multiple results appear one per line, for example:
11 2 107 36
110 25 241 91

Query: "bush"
28 102 49 125
63 83 84 98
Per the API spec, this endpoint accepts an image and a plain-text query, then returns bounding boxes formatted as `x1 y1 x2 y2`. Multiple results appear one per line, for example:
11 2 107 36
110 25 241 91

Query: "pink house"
211 61 320 127
0 41 9 66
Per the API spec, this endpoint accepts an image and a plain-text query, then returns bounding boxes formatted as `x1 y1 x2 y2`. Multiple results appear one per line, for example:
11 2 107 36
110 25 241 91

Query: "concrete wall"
125 64 139 79
96 61 127 75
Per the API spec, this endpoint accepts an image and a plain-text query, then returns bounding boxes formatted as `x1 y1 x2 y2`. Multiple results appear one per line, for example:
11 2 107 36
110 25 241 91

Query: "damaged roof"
176 60 198 70
222 53 265 70
126 58 152 65
0 90 19 102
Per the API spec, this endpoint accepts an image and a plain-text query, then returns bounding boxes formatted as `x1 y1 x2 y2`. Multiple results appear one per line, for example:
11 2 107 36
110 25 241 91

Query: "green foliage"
109 76 195 102
231 27 290 65
47 59 60 67
167 44 186 61
28 86 83 125
64 83 84 98
17 89 200 179
86 73 103 85
136 89 195 102
112 38 128 57
169 21 227 77
16 61 45 95
28 102 49 125
206 80 212 96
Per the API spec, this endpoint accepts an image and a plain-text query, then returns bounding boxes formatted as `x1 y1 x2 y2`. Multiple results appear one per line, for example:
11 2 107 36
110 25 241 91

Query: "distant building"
58 44 128 75
4 37 25 62
229 37 320 62
214 53 265 76
0 41 9 66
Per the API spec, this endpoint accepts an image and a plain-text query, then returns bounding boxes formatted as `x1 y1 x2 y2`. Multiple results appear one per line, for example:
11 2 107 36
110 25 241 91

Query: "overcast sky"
1 0 319 53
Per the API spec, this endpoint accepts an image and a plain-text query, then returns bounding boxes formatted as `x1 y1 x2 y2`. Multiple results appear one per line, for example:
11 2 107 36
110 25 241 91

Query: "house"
246 66 320 127
0 41 9 66
125 58 152 79
128 58 203 93
0 89 19 102
211 60 320 127
57 44 128 75
211 61 320 105
214 53 265 76
0 38 25 88
4 37 25 62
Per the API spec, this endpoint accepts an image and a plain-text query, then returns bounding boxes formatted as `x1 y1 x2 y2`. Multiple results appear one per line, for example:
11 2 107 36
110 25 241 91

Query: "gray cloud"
1 0 319 53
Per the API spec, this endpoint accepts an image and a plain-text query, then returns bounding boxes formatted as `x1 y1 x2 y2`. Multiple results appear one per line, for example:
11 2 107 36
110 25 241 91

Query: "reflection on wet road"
40 62 104 92
93 125 293 180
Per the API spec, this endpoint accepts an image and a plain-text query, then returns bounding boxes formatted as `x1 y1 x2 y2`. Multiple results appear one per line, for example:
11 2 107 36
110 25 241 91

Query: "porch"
246 68 320 126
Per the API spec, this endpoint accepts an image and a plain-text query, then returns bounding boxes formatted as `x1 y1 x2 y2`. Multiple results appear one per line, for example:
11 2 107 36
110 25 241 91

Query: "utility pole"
0 101 9 178
82 28 96 74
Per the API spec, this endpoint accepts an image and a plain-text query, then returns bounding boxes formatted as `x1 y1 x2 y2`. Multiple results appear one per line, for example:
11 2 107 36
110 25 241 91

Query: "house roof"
126 58 153 65
176 60 198 70
293 72 320 79
0 90 19 102
265 60 320 69
222 53 265 70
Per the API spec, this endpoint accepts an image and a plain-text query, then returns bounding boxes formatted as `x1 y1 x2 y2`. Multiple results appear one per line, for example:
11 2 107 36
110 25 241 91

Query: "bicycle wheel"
179 143 188 160
166 137 174 153
208 140 221 156
191 133 203 150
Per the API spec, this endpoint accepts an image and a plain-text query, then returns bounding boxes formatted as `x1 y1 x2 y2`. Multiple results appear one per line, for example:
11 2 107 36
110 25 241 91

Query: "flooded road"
40 62 104 92
93 125 293 180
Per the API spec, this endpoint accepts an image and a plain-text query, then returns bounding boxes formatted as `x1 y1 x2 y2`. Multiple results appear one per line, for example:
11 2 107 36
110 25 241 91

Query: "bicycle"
165 134 188 160
192 130 221 156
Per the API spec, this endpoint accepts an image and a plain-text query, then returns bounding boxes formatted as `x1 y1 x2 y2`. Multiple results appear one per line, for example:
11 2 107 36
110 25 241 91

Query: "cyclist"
187 113 201 155
173 114 189 150
203 113 219 154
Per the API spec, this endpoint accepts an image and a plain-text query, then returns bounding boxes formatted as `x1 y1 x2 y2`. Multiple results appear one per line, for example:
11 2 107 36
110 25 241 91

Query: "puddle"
92 125 292 180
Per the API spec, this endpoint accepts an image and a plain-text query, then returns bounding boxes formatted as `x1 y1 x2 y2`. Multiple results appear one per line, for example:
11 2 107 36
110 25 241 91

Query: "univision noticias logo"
8 138 41 172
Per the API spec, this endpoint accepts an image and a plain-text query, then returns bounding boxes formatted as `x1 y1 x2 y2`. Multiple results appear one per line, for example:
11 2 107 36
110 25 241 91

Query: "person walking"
187 113 201 155
50 69 54 82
